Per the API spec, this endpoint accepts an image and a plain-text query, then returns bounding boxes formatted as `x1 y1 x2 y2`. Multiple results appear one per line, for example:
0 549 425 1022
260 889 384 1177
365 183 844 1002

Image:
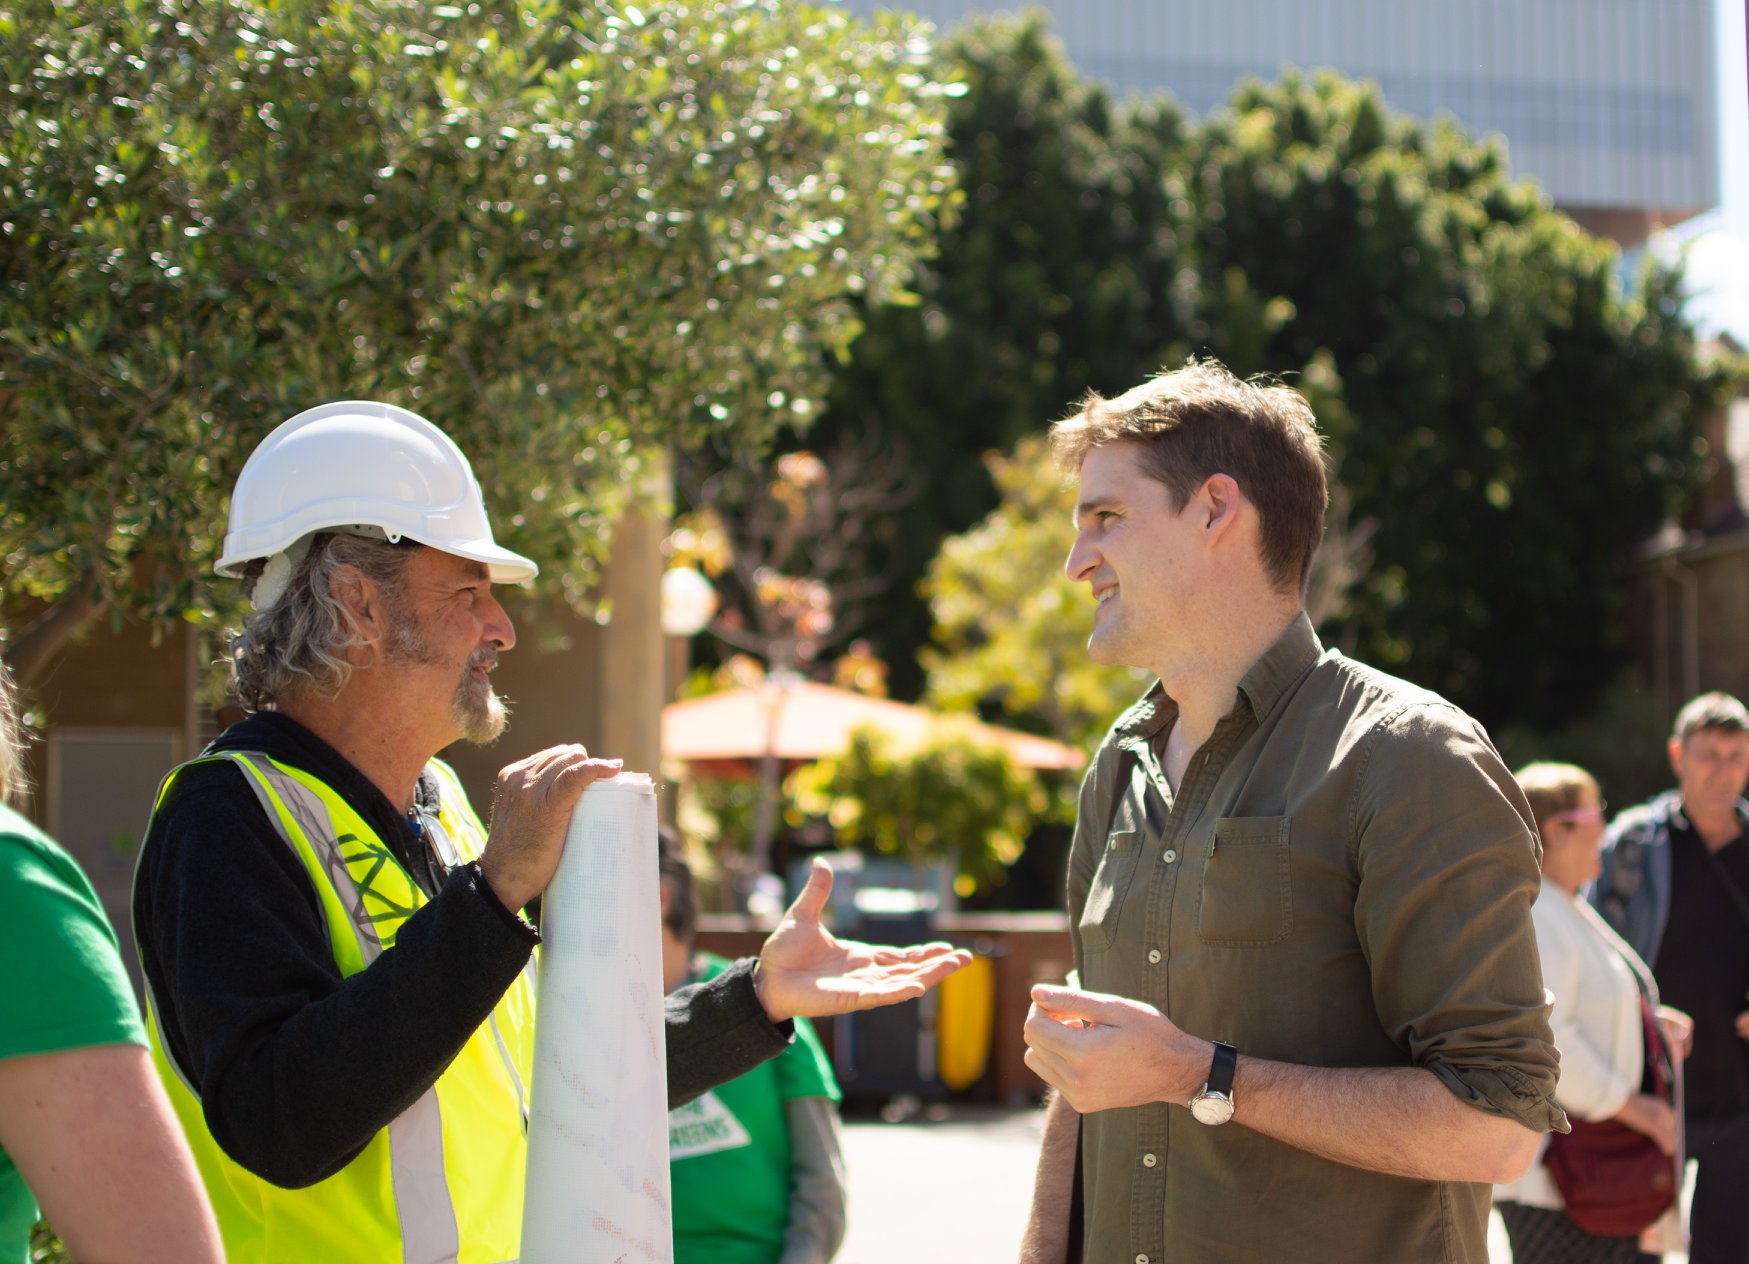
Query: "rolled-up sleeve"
1352 703 1567 1135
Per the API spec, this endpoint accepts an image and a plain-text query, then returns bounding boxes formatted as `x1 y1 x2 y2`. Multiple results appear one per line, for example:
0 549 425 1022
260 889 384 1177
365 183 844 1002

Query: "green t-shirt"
0 803 146 1263
668 953 840 1264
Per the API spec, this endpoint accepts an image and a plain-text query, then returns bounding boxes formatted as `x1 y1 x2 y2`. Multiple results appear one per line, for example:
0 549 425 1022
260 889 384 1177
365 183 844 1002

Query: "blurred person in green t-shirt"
660 829 847 1264
0 657 221 1263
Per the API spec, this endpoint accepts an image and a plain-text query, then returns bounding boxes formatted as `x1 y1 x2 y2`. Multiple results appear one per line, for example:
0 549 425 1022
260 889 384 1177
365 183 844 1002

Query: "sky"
1650 0 1749 345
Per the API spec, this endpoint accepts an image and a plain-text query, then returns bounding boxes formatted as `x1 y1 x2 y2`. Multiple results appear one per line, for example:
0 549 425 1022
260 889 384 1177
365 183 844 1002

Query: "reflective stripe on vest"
136 751 533 1264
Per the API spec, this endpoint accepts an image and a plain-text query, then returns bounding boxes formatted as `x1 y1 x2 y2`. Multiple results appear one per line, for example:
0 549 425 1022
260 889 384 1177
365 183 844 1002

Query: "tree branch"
3 569 105 690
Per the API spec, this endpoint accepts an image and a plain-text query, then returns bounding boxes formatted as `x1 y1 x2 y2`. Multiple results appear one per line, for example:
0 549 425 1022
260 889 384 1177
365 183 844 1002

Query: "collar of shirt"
1665 794 1749 842
211 709 446 892
1109 612 1324 751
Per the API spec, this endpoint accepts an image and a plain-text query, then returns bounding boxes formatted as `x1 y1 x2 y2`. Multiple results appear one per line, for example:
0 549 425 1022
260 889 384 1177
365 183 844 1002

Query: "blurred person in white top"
1495 762 1693 1262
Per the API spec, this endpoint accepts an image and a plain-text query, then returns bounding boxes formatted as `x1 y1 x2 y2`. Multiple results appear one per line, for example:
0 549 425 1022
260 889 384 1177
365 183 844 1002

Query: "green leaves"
803 12 1190 697
923 435 1145 753
789 722 1051 893
1 0 954 677
815 19 1721 734
1185 71 1726 725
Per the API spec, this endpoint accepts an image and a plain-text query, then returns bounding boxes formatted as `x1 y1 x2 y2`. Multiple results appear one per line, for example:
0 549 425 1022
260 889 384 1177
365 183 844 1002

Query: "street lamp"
659 565 718 637
658 566 717 830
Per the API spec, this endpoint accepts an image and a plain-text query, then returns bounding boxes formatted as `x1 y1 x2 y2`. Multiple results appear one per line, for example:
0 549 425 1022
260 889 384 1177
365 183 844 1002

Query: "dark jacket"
134 711 789 1188
1590 790 1749 964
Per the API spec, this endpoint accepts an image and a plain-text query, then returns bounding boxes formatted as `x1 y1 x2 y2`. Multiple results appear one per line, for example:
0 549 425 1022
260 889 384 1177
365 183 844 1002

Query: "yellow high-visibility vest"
136 752 535 1264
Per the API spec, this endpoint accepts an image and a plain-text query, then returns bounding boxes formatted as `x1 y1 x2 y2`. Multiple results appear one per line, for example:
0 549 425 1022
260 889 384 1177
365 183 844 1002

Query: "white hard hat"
216 401 539 596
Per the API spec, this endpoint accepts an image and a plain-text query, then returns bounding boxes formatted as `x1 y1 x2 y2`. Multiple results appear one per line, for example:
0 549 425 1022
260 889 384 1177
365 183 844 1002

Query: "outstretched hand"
754 859 972 1023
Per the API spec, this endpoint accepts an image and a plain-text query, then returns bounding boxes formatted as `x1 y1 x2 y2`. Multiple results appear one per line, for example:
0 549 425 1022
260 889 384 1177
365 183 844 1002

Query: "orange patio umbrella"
661 679 1085 777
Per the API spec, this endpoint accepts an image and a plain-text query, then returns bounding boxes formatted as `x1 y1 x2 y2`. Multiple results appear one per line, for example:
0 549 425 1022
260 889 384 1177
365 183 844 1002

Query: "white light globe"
660 566 718 636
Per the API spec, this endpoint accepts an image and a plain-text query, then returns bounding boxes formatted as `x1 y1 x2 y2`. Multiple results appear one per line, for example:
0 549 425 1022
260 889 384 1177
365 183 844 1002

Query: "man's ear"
1199 473 1243 537
330 566 388 662
1667 736 1684 781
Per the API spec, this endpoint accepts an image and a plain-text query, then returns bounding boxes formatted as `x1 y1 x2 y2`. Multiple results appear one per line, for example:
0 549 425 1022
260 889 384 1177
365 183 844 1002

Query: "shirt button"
1162 848 1178 863
1142 1152 1158 1168
1147 948 1162 964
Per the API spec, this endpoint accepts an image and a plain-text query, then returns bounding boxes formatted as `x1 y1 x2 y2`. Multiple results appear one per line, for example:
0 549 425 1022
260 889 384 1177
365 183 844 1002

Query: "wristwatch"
1188 1041 1237 1125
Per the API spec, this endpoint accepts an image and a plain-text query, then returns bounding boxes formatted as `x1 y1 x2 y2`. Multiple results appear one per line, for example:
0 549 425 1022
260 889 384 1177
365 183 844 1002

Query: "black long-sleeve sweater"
133 711 789 1188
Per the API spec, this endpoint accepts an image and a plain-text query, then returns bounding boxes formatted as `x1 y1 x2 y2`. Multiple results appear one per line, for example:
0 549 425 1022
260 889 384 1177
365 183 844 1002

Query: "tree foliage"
923 436 1143 752
1179 72 1726 725
799 12 1191 698
788 722 1050 893
821 13 1720 733
0 0 956 682
674 442 914 673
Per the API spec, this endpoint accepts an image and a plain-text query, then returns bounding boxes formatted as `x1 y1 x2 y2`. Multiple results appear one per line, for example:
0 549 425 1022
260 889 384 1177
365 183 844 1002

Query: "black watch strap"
1207 1041 1237 1095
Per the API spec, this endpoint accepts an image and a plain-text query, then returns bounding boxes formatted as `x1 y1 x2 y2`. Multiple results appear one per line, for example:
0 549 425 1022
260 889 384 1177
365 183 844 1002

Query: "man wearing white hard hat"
132 401 969 1264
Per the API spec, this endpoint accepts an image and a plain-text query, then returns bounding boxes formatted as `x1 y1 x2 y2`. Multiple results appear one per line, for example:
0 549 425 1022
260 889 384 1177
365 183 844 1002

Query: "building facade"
1629 339 1749 717
847 0 1721 244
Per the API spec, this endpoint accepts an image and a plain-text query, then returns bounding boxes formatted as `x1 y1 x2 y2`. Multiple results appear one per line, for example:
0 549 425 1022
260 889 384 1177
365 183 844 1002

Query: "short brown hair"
1050 359 1328 593
1673 692 1749 745
1513 761 1597 837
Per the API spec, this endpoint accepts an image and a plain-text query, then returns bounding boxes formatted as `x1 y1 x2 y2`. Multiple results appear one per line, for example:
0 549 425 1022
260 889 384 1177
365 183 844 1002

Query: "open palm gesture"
754 859 972 1023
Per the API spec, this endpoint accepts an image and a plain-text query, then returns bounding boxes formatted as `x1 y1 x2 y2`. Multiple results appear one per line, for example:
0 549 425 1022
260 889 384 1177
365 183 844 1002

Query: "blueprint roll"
521 771 670 1264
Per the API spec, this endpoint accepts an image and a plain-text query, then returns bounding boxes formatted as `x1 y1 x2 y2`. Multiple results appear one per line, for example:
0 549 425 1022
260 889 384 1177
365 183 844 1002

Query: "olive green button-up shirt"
1068 615 1564 1264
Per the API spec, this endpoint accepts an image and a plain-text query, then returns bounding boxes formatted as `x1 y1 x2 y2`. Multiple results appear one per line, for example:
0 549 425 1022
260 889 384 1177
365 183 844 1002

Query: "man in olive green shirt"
1019 361 1564 1264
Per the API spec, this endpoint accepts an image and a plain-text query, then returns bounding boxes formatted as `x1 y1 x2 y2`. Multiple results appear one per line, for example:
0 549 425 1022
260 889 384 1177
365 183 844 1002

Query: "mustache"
467 647 499 674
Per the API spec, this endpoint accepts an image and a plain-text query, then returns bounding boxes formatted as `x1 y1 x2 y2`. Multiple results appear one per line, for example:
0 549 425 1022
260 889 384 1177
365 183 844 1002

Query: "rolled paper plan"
520 772 671 1264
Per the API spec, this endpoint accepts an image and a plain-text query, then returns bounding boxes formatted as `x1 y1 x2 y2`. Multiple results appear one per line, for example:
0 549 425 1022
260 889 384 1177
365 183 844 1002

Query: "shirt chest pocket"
1078 827 1145 954
1197 815 1292 945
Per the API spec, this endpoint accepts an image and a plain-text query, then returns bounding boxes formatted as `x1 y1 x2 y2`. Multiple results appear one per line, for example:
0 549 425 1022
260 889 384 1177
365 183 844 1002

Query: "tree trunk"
2 572 104 690
746 673 798 887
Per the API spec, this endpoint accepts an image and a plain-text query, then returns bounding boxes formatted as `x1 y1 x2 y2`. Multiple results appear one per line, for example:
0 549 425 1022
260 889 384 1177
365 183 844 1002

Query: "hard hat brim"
216 533 539 584
432 536 540 585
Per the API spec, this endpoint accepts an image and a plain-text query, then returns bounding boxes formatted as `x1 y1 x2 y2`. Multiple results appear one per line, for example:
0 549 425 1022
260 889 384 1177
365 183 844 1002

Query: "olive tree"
0 0 957 683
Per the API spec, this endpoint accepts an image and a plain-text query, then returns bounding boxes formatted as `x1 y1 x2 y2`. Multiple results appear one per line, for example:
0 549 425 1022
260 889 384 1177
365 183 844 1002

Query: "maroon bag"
1542 991 1678 1238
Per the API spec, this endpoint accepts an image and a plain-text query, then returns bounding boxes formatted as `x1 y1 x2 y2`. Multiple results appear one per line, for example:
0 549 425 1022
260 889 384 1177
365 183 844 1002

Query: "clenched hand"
1023 984 1210 1114
479 744 624 913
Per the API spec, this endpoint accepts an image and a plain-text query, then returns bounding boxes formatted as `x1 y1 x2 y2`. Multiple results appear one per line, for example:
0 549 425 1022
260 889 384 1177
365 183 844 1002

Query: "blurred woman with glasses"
1494 762 1690 1263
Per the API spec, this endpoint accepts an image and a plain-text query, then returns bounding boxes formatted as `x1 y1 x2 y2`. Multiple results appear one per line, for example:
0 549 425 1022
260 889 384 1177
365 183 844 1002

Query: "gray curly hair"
0 655 24 805
229 532 425 711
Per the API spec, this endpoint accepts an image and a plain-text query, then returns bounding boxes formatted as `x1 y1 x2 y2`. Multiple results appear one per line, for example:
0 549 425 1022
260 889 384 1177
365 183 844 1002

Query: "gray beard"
384 611 509 745
452 666 510 745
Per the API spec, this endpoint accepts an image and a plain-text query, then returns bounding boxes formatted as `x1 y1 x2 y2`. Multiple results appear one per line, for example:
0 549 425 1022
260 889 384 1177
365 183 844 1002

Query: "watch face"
1190 1091 1234 1126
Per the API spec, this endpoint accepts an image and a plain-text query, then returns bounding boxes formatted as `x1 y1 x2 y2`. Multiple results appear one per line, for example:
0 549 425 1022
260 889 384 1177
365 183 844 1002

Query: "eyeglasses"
1544 803 1606 829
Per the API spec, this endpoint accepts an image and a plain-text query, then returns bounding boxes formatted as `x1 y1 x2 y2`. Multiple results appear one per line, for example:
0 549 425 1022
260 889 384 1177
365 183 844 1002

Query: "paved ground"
835 1105 1638 1264
839 1105 1044 1263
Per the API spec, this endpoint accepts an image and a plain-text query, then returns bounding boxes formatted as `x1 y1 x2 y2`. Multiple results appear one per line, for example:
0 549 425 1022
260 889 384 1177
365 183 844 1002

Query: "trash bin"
832 888 941 1102
934 949 996 1093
